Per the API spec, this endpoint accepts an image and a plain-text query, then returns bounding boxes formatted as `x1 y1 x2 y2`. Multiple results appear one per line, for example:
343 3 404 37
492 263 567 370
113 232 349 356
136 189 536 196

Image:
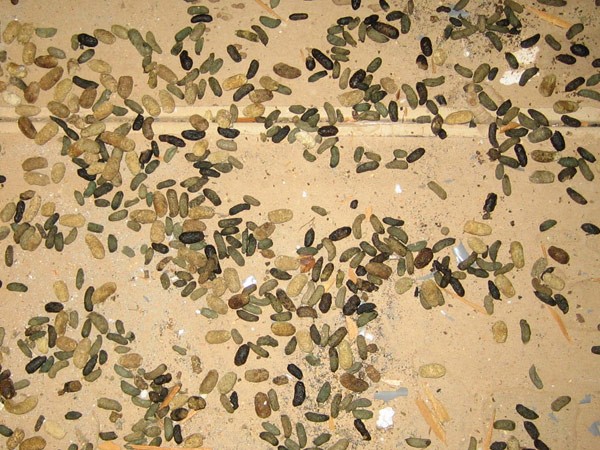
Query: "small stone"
338 90 364 107
394 277 413 295
91 282 116 304
548 246 569 264
365 262 392 279
492 321 508 343
419 279 444 309
268 208 293 224
118 353 143 369
510 241 524 269
199 370 218 394
271 322 296 336
273 62 301 79
464 220 492 236
18 436 46 450
445 110 473 124
245 369 269 383
255 392 271 418
339 373 369 392
43 420 66 439
205 330 231 344
418 363 446 378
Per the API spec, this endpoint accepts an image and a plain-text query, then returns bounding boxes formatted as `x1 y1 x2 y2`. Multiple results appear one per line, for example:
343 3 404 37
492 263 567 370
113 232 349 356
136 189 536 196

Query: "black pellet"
514 144 528 166
565 76 585 92
72 76 99 89
535 290 556 306
386 10 404 21
521 33 540 48
516 404 539 420
152 243 169 254
232 80 254 100
229 203 250 215
570 43 589 57
191 14 213 23
554 294 569 314
372 21 399 39
311 48 333 70
342 295 361 315
226 44 241 63
181 129 205 140
581 223 600 235
448 277 464 296
318 125 338 137
349 69 366 89
550 131 565 151
329 227 351 241
488 123 499 147
577 146 596 162
234 344 250 366
488 280 501 299
179 231 205 244
287 364 303 380
77 33 98 47
173 424 183 444
556 54 576 65
534 439 550 450
289 13 309 21
406 147 425 163
305 56 315 71
25 356 47 374
412 53 427 70
354 419 371 441
490 443 507 450
271 125 290 143
82 354 97 376
229 391 239 410
388 100 398 122
420 36 432 56
217 127 240 139
14 200 25 223
379 0 390 11
519 67 539 86
246 59 259 79
483 193 497 213
132 114 144 131
179 50 193 70
154 373 172 385
319 293 332 313
159 134 186 147
416 82 427 105
364 14 379 26
45 302 64 313
293 381 306 406
561 115 581 127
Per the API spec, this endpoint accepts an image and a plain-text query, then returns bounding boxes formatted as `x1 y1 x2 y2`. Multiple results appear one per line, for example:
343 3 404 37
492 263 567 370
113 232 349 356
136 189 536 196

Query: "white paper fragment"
500 70 525 85
377 407 395 429
514 46 539 65
500 47 540 85
453 242 469 263
395 184 402 194
243 275 257 288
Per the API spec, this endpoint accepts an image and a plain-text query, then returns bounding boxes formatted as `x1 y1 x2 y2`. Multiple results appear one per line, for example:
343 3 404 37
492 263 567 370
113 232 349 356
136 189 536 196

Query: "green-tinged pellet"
405 437 431 448
529 365 543 389
551 395 571 412
427 181 447 200
494 419 516 431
